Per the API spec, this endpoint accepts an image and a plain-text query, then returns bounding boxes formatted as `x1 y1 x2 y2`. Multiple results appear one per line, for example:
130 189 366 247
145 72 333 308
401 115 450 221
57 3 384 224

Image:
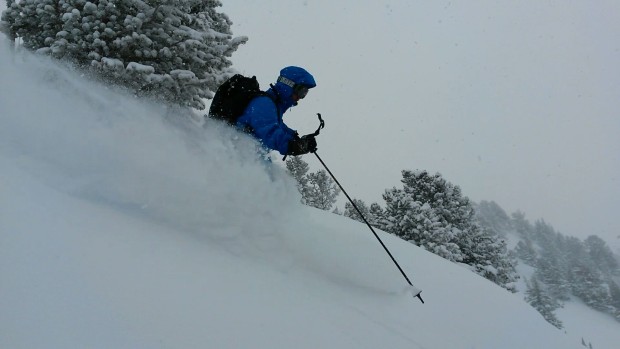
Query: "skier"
236 66 318 156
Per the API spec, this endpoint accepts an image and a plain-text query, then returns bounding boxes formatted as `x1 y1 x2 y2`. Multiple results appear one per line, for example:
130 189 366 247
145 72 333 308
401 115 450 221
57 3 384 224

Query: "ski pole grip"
308 113 324 137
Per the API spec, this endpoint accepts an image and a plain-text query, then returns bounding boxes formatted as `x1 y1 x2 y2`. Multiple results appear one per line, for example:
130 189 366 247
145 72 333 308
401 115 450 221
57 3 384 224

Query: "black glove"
287 135 317 156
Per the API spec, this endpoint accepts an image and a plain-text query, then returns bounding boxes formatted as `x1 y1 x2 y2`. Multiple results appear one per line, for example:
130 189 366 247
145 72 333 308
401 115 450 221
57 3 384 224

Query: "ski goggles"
293 84 310 99
277 76 310 99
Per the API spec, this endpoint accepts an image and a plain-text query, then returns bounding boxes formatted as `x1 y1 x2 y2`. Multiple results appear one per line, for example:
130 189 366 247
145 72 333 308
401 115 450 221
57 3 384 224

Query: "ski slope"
0 38 586 349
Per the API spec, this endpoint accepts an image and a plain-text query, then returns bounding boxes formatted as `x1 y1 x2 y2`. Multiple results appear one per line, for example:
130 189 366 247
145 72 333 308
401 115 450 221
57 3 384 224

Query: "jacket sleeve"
236 96 297 155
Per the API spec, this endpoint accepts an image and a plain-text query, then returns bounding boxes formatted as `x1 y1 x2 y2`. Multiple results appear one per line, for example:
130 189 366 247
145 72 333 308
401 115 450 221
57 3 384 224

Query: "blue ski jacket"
236 66 316 155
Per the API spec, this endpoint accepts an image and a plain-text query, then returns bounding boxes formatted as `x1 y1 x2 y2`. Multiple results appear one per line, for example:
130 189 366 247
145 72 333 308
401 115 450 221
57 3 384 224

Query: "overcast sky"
2 1 618 247
219 0 620 246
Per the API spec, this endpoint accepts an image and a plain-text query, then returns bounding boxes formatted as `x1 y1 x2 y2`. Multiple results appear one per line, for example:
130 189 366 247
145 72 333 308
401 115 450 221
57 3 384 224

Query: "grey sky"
220 0 620 246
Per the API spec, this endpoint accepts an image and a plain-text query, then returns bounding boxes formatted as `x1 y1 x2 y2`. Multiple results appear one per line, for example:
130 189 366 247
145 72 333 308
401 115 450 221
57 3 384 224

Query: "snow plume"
0 39 301 247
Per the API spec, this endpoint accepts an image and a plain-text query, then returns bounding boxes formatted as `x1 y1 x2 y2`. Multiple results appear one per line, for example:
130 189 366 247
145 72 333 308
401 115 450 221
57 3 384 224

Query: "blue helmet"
270 66 316 108
278 66 317 88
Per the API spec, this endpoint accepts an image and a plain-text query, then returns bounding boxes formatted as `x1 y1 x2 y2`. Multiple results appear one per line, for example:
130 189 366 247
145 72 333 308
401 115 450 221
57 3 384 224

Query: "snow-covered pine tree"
285 157 340 211
531 221 571 301
1 0 246 110
343 199 384 228
515 238 538 266
535 247 570 301
584 235 620 319
572 264 611 313
563 236 611 311
285 156 311 205
1 0 60 47
399 170 478 240
344 198 369 223
511 211 534 239
380 184 464 262
305 170 340 211
500 205 620 319
368 203 385 228
379 170 519 290
398 171 466 260
585 235 620 277
458 225 519 292
524 277 564 329
475 200 512 236
376 187 409 234
608 280 620 321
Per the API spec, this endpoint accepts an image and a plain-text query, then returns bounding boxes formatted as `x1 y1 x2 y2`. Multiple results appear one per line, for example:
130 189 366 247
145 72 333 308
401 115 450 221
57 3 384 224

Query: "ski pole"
313 151 424 304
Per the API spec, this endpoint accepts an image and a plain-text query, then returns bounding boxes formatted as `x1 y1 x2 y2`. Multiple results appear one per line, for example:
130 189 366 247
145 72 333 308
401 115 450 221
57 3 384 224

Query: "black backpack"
208 74 271 124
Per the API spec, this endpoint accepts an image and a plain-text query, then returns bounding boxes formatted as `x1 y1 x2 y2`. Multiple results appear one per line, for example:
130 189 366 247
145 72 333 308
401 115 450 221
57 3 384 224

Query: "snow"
126 61 154 74
83 2 97 14
0 37 603 349
101 57 124 70
170 69 197 81
558 297 620 349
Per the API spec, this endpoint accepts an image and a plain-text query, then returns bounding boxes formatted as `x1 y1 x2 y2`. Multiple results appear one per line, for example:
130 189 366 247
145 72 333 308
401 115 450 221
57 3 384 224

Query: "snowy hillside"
0 39 590 348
